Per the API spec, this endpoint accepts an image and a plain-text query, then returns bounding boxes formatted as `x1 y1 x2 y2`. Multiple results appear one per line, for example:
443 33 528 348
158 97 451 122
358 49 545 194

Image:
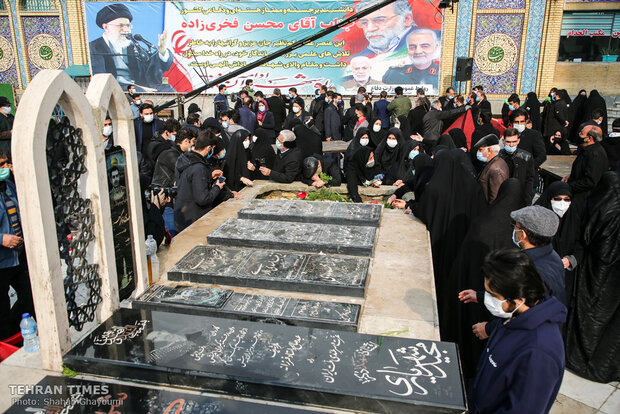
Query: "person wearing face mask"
562 125 609 207
285 88 304 115
174 130 226 232
134 103 164 156
0 148 35 339
238 100 257 135
253 130 302 183
101 116 114 151
582 90 608 137
352 103 369 139
501 93 525 128
0 96 13 153
542 87 569 139
223 129 254 192
467 249 566 414
311 85 328 137
301 154 342 188
345 146 381 203
324 92 342 142
255 99 276 140
498 128 535 205
474 134 509 204
374 127 403 185
546 129 571 155
368 118 387 148
422 98 468 146
284 101 311 131
129 93 143 119
373 91 390 129
471 112 500 153
344 127 372 169
508 109 546 171
389 139 422 188
144 118 180 166
247 128 276 180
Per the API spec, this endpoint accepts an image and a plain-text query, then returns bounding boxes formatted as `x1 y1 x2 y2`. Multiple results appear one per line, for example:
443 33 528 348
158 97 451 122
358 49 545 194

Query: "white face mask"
359 138 369 147
484 292 524 319
275 140 283 151
134 100 142 106
102 125 113 137
1 106 11 115
252 135 257 143
394 121 400 129
222 121 229 129
292 106 300 113
169 134 176 142
387 139 397 148
551 200 571 218
514 124 525 133
366 159 375 168
143 114 154 123
195 111 201 118
243 139 250 149
373 124 381 132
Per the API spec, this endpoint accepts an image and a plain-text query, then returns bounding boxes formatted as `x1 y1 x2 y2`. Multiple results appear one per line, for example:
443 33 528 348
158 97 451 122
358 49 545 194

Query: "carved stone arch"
86 73 149 297
12 70 118 370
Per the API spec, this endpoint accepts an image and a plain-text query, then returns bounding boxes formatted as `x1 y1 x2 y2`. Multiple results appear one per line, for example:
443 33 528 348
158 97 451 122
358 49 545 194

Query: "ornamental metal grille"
46 116 101 331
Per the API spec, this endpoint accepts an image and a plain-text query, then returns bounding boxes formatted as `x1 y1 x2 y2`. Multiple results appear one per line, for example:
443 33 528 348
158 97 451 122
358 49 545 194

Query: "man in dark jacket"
152 127 196 188
284 87 305 115
0 96 13 153
266 89 287 136
258 130 302 183
373 91 390 129
421 99 467 146
510 109 547 169
311 85 328 137
144 118 180 165
474 134 509 203
500 128 535 205
174 131 225 232
134 103 164 156
471 111 500 148
439 87 455 110
563 125 609 206
324 94 342 141
343 94 364 142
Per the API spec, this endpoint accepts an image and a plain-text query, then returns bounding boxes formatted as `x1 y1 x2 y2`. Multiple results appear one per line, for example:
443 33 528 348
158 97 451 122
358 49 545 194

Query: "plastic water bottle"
20 313 40 353
145 235 159 285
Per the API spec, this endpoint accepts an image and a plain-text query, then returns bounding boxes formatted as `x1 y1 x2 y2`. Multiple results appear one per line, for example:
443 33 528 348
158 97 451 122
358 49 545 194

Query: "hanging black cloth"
293 123 323 160
583 90 608 136
223 129 251 192
449 178 526 379
524 92 542 132
413 150 487 349
345 146 380 203
566 171 620 383
249 127 276 180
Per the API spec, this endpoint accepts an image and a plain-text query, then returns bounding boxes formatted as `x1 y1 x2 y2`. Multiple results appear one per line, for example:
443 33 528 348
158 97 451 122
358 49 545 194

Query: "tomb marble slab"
238 199 382 227
167 246 370 297
134 285 360 331
3 376 320 413
63 308 467 413
207 218 376 257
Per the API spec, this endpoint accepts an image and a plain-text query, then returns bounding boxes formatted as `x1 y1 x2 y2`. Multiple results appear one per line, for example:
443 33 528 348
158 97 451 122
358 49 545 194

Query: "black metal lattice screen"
46 117 101 331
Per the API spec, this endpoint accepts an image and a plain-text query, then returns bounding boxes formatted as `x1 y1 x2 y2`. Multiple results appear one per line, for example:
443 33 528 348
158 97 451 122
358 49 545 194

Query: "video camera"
146 185 178 200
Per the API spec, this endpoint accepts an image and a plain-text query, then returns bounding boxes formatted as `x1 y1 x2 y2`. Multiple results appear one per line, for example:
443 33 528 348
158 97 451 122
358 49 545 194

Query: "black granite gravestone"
64 308 467 413
4 376 320 413
134 285 360 331
167 246 370 297
207 218 377 257
238 199 382 227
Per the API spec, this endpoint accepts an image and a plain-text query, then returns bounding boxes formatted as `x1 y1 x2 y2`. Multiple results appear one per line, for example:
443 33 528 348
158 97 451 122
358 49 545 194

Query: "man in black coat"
311 85 328 137
152 128 196 188
324 94 343 141
421 99 467 146
471 111 500 148
499 128 536 205
89 3 173 91
266 89 287 136
259 130 302 183
134 103 164 157
564 126 610 206
174 131 225 232
284 88 305 115
510 109 547 169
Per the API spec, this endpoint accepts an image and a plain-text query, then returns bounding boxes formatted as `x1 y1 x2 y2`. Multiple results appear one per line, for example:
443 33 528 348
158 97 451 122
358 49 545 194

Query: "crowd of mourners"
1 78 619 412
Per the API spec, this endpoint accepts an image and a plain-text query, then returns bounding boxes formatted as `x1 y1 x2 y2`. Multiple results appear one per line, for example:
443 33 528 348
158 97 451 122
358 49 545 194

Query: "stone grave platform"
63 308 466 413
167 246 370 297
133 285 360 331
237 199 382 227
207 218 377 257
5 376 323 413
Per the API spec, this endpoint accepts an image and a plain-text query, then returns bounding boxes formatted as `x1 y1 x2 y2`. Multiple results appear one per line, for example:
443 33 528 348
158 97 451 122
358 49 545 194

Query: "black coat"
266 96 287 134
249 128 276 180
301 154 342 187
499 148 536 204
407 105 427 135
471 123 501 150
518 128 547 168
271 146 303 183
89 37 173 90
524 92 542 132
422 106 467 145
311 95 326 135
342 107 358 142
568 142 610 204
152 144 183 187
174 151 221 232
283 109 311 131
583 90 608 136
544 99 569 137
374 128 403 185
345 146 380 203
293 124 323 160
566 171 620 383
324 104 343 141
223 129 251 192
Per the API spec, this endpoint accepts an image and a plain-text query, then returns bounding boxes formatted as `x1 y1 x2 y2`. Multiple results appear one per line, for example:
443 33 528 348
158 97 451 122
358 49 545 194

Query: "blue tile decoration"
471 13 524 94
520 0 547 94
22 16 66 80
478 0 525 9
59 0 72 66
452 0 475 91
7 2 27 88
0 17 18 88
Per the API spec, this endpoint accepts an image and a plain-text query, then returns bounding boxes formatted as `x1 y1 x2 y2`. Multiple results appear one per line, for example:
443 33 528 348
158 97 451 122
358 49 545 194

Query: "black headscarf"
394 139 421 182
438 134 456 149
524 92 542 132
345 146 380 202
584 89 608 136
413 150 487 347
566 171 620 383
345 127 370 163
293 123 322 159
249 127 276 179
374 127 403 183
451 148 477 178
407 104 427 135
448 178 526 378
570 90 588 143
202 117 229 147
396 115 412 140
223 129 251 192
369 123 388 147
412 153 434 200
448 128 467 150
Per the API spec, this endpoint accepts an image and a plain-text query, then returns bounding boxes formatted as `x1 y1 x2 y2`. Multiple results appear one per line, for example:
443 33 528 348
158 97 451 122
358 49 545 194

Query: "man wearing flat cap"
475 134 509 203
89 3 173 91
511 205 566 306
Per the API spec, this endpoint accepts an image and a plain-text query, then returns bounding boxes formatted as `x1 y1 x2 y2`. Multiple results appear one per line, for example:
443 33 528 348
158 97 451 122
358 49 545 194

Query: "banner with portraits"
85 0 442 95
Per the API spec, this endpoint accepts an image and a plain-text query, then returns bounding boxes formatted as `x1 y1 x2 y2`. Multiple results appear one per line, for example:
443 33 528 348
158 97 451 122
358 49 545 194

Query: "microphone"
133 34 155 50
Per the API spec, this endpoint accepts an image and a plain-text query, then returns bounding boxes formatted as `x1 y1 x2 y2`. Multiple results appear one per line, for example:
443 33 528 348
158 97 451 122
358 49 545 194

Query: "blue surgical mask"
206 148 214 159
288 93 293 98
0 167 10 181
222 121 229 129
512 228 522 248
217 149 226 159
409 149 419 160
508 104 515 111
504 144 517 154
448 95 454 100
476 96 481 102
476 151 487 163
